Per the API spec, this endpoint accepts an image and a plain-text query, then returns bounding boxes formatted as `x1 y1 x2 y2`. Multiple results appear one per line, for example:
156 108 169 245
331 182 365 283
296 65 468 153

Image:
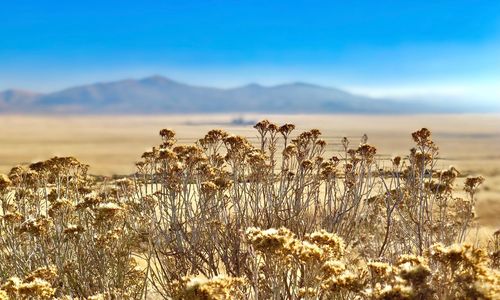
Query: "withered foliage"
0 121 498 299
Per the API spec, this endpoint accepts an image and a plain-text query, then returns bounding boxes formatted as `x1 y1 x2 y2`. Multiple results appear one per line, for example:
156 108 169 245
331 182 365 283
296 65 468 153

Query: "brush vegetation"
0 120 498 299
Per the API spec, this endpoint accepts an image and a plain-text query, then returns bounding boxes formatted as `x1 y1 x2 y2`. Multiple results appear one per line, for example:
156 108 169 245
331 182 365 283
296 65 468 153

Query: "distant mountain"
0 75 494 114
0 89 40 111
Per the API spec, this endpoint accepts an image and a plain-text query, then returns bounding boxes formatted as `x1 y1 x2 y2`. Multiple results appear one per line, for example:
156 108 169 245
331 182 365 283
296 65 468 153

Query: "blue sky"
1 1 500 101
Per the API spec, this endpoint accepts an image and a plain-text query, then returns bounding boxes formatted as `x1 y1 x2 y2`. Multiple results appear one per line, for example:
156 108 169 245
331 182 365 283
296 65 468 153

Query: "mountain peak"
140 75 177 85
0 89 40 106
241 83 264 89
0 75 479 114
284 82 324 89
1 88 40 96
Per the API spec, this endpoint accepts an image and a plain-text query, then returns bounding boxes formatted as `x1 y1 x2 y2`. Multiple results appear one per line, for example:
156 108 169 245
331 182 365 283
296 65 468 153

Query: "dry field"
1 113 499 232
1 113 499 299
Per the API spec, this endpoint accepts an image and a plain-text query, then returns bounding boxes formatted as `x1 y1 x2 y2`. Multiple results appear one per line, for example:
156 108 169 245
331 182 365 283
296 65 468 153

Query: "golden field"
2 114 499 175
1 114 499 229
1 114 499 299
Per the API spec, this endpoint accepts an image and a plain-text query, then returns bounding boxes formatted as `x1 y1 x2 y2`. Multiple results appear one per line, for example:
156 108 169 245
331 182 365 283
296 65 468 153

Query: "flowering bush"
0 121 498 299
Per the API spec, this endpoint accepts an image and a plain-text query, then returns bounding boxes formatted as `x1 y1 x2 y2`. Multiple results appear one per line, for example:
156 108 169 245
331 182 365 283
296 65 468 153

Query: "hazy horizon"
2 74 500 110
2 1 500 105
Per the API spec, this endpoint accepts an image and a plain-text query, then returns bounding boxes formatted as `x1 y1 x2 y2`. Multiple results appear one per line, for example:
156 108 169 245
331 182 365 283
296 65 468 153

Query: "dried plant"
0 157 145 298
1 121 498 299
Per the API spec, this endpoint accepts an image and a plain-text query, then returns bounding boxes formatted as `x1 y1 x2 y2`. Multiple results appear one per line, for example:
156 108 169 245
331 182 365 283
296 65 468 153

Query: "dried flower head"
412 128 432 146
279 123 295 137
0 174 12 191
18 217 54 236
464 176 485 194
176 276 246 300
95 202 123 221
17 278 55 299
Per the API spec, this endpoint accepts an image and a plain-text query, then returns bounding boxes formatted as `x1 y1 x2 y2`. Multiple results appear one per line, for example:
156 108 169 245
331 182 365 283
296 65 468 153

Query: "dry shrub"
0 120 498 299
0 157 145 298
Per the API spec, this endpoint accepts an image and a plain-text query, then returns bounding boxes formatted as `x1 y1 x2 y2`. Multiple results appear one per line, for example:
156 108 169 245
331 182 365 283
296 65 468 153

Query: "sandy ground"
1 113 499 233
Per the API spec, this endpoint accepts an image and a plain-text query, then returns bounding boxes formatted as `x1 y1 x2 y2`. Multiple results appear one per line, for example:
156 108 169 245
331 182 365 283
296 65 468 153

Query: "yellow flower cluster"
1 266 57 300
174 276 246 300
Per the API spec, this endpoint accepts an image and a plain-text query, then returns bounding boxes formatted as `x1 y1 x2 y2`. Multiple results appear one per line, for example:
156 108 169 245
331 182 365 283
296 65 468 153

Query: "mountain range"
0 75 494 114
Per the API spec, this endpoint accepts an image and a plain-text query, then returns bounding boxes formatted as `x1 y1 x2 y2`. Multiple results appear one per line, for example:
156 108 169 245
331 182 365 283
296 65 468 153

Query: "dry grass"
1 114 499 175
1 113 499 228
0 115 499 299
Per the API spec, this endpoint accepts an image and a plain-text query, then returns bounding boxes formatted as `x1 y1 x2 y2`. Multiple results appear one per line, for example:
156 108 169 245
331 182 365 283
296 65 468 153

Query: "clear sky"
1 1 500 102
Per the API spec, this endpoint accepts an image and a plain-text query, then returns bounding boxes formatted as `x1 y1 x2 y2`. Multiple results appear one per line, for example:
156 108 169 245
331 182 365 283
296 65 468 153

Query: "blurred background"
1 2 499 232
2 1 500 114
